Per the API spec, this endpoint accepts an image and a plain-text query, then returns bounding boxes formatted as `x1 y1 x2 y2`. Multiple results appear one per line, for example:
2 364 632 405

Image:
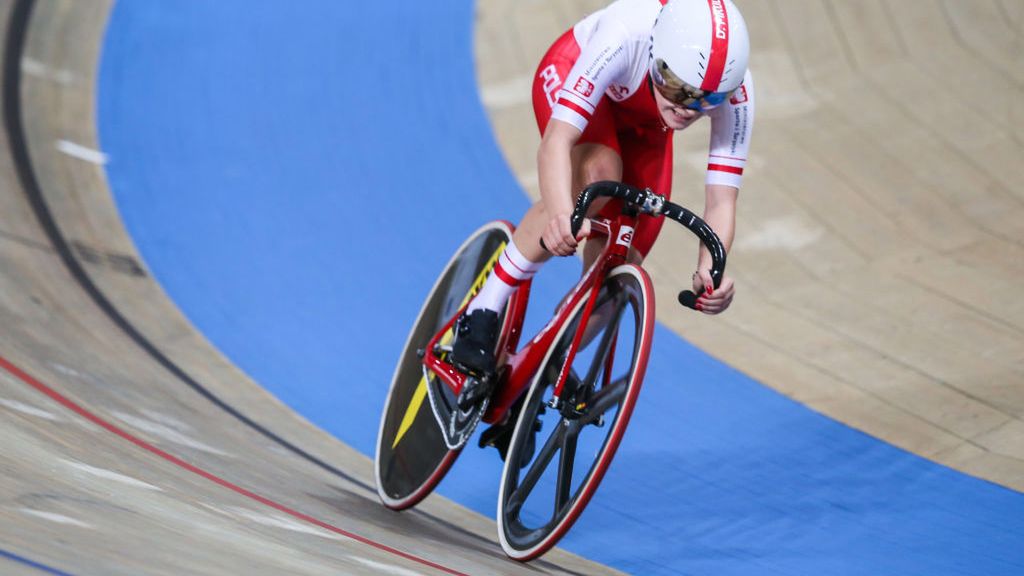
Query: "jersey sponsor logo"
609 84 630 99
616 226 635 247
573 77 595 98
730 84 748 104
539 65 562 108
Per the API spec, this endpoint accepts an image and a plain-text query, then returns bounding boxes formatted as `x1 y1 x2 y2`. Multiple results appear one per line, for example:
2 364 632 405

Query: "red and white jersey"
550 0 755 189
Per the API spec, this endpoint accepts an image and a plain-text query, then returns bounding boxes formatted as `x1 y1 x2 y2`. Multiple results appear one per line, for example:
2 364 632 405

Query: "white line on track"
351 557 429 576
0 397 62 421
20 57 76 85
18 508 93 528
139 408 193 433
48 362 111 389
60 458 163 491
111 411 232 457
56 139 108 165
218 505 344 541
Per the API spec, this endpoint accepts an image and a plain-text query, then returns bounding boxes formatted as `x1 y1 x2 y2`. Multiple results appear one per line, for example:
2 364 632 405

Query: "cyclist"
452 0 754 418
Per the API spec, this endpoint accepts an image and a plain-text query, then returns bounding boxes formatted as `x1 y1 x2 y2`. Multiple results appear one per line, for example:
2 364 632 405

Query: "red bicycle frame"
421 211 638 425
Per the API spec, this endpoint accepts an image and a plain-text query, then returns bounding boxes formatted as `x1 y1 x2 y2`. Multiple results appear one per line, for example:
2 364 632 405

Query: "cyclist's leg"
584 129 675 267
578 131 672 346
518 25 623 265
475 137 622 451
615 129 675 262
512 140 622 264
453 38 622 376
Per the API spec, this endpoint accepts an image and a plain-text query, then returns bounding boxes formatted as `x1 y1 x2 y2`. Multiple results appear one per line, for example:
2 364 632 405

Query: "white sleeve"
706 69 755 189
550 20 631 132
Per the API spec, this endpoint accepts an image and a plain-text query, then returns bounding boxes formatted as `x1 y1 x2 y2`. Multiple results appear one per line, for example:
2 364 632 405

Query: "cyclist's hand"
692 269 734 314
543 214 590 256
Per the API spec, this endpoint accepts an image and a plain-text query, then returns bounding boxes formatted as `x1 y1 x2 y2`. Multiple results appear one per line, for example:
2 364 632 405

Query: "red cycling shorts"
531 29 674 258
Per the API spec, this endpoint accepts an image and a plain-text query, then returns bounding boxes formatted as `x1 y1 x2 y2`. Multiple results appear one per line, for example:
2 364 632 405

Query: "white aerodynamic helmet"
649 0 750 112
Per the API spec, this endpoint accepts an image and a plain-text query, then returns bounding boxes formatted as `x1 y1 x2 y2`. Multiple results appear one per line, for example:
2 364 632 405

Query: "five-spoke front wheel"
497 264 654 560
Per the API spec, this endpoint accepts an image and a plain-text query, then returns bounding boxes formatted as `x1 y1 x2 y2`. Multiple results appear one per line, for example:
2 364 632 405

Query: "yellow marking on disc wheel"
390 241 506 450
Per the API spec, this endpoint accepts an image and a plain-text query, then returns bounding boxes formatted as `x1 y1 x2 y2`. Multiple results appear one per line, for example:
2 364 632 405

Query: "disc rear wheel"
375 221 512 510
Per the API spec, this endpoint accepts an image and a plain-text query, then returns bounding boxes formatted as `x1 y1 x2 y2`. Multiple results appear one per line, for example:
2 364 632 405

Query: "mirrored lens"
650 58 732 112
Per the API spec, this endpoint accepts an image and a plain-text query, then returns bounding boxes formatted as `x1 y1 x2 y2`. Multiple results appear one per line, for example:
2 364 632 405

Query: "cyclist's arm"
538 20 630 257
695 70 755 314
537 119 585 256
698 184 737 272
538 119 581 219
692 184 738 314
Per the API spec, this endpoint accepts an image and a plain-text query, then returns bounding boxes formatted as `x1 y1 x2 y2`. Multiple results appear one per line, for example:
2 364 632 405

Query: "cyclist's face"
652 87 702 130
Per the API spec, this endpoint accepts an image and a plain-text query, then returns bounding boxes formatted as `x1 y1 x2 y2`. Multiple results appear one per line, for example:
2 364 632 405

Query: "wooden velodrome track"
0 2 617 575
478 0 1024 491
0 1 1021 575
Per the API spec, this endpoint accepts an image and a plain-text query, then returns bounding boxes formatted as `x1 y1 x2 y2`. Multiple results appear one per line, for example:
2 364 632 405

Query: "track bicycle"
375 181 726 560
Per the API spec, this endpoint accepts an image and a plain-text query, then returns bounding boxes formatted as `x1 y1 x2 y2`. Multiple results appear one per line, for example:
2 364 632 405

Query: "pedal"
478 419 515 460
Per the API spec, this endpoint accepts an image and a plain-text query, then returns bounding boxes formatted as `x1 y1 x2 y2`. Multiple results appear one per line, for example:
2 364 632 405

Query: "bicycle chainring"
424 369 490 450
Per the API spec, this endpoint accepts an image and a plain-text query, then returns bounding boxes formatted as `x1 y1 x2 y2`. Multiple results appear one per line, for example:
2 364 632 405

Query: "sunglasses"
650 58 732 112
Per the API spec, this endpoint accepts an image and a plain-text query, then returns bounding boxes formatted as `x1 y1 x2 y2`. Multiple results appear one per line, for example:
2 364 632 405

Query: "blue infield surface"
98 1 1024 574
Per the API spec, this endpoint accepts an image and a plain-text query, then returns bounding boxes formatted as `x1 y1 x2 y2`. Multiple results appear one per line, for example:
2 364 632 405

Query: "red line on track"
0 354 469 576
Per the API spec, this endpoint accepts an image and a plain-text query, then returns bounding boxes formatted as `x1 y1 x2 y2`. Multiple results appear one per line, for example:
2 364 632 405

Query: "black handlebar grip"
678 290 698 310
540 181 630 254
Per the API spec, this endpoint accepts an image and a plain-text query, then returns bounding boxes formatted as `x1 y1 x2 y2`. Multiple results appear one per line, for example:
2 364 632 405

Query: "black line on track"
3 0 373 494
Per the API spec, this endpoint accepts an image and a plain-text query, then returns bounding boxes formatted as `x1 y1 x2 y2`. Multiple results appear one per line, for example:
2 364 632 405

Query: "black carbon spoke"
579 376 628 427
581 296 625 390
554 423 580 514
507 417 566 514
588 375 628 408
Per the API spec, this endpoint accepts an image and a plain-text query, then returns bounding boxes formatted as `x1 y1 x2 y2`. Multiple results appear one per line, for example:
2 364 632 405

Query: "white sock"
467 240 542 313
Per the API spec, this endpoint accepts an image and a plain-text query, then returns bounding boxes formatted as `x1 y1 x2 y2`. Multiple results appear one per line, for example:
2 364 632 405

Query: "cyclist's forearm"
537 148 573 216
697 184 738 271
537 121 580 216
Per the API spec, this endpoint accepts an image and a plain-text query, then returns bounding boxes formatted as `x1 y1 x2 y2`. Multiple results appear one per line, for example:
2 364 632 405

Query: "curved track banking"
0 1 617 574
1 0 1023 575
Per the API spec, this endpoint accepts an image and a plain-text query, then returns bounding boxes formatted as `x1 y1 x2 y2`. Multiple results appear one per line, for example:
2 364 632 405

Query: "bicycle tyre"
375 221 513 510
497 264 654 560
